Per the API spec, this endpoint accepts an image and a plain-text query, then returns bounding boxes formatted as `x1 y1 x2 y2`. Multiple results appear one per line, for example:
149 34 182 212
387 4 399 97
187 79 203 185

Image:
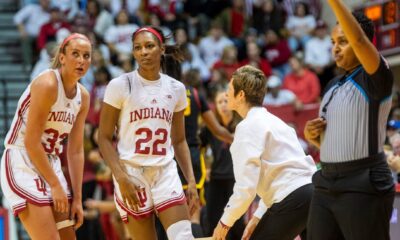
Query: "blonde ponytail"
51 44 63 69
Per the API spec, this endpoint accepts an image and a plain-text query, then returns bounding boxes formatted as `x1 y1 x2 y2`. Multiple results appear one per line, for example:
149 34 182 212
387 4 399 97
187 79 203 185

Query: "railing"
0 78 29 156
0 79 9 130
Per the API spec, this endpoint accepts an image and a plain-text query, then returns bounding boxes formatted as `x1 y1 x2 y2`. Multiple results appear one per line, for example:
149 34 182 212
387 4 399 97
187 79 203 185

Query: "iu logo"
166 95 172 99
34 177 47 196
137 187 147 208
151 99 157 104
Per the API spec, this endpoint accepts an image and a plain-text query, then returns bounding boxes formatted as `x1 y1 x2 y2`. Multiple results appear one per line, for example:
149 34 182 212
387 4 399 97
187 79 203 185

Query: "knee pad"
56 219 75 230
166 220 194 240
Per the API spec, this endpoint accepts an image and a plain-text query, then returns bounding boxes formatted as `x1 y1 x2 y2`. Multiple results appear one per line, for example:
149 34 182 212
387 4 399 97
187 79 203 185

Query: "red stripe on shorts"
155 193 186 213
7 94 30 144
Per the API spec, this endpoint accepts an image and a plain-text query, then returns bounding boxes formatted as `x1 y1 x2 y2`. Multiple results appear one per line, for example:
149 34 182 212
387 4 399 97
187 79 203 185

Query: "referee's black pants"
307 155 394 240
250 183 313 240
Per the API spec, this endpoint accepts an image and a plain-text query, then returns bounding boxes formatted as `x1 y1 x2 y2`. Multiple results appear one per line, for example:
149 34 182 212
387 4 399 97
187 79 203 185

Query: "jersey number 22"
135 127 167 155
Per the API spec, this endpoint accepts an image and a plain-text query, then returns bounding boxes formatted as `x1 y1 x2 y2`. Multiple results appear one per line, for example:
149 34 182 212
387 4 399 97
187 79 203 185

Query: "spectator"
280 0 322 20
304 20 336 92
285 2 316 52
86 0 114 39
147 0 182 30
216 0 248 45
14 0 50 39
263 75 300 108
108 0 143 23
30 41 57 81
14 0 51 68
86 67 112 126
37 7 71 50
252 0 286 35
387 133 400 183
146 13 174 44
51 0 79 21
262 29 291 78
212 45 241 80
241 41 272 77
180 45 211 83
282 55 320 104
174 27 201 60
198 21 234 68
81 48 124 91
104 10 139 65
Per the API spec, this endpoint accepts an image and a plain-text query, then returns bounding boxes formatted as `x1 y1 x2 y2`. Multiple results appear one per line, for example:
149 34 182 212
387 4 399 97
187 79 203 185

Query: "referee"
304 1 395 239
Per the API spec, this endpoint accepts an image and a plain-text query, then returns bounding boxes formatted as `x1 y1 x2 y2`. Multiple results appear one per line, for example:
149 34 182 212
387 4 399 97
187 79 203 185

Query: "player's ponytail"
51 45 64 69
161 45 184 80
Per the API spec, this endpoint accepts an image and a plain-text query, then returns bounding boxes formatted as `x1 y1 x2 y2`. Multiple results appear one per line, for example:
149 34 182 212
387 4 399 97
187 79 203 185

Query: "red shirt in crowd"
282 69 320 104
230 9 245 38
212 61 241 80
240 58 272 77
263 39 291 67
37 21 71 49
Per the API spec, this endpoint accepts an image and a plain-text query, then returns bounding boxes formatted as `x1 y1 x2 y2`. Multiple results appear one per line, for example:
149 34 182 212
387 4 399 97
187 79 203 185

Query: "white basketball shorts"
113 160 186 222
0 148 72 216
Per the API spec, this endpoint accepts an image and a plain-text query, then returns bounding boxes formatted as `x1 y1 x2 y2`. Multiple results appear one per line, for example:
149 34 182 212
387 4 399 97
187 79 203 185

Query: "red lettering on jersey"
130 107 173 124
47 111 75 124
143 108 150 119
56 111 65 122
131 110 141 122
154 108 161 119
66 113 71 124
48 112 58 121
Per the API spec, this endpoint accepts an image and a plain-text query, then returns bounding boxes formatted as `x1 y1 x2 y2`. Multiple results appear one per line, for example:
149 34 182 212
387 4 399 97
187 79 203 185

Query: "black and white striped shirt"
320 57 393 163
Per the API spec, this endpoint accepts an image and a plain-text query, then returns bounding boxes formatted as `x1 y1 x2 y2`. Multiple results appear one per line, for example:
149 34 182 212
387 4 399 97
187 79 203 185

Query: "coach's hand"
117 175 141 211
242 216 260 240
304 117 326 148
213 220 230 240
51 183 69 213
70 198 84 230
186 180 199 217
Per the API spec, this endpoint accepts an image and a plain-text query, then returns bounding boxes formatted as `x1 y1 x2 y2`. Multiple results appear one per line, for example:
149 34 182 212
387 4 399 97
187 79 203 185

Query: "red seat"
264 104 296 124
295 103 320 139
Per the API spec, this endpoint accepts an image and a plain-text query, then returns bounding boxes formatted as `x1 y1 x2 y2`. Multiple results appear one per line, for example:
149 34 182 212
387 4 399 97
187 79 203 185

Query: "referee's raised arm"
327 0 379 74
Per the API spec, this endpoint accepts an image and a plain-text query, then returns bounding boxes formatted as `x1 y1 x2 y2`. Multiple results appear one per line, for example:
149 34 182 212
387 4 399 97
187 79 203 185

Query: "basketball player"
212 65 316 240
98 26 199 240
0 33 92 240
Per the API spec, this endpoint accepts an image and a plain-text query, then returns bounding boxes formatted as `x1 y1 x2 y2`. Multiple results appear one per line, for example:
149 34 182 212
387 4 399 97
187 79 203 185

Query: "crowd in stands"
8 0 400 239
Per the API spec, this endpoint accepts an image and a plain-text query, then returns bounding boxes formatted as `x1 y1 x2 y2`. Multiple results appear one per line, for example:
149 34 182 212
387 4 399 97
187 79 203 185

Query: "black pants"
206 178 245 240
307 157 394 240
250 183 313 240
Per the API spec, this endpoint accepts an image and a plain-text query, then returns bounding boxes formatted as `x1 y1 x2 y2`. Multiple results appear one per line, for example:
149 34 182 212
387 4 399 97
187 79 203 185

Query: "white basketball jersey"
103 70 187 167
4 69 82 156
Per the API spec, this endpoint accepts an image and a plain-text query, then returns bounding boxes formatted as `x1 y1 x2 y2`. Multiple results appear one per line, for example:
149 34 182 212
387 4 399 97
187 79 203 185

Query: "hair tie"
133 27 163 44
